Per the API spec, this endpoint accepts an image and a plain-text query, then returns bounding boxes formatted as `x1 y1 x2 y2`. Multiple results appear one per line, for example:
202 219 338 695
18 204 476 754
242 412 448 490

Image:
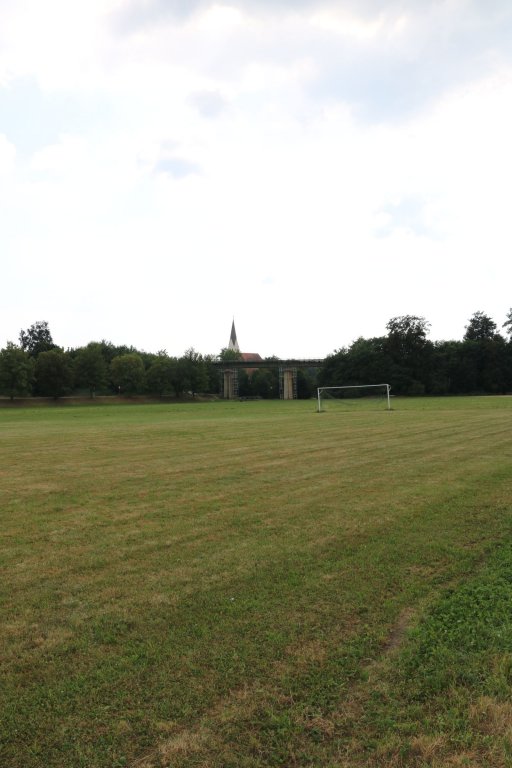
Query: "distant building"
222 320 263 398
223 320 320 400
228 320 262 366
228 319 240 353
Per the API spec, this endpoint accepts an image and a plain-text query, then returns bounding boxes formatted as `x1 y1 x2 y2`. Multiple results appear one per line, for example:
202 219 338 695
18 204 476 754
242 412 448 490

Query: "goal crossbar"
317 384 391 412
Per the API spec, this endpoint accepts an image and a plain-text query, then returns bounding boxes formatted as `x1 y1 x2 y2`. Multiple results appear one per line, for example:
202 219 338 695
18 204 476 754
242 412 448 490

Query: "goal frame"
317 384 391 412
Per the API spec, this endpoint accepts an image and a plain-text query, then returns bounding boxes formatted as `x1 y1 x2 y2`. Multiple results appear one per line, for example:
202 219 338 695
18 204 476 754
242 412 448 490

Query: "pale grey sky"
1 0 511 358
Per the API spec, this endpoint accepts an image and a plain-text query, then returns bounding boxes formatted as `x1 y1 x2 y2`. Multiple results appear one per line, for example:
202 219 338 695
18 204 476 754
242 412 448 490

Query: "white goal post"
317 384 391 412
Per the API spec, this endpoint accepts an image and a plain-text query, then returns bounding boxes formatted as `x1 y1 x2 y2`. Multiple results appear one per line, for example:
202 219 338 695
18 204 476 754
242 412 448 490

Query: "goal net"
317 384 391 413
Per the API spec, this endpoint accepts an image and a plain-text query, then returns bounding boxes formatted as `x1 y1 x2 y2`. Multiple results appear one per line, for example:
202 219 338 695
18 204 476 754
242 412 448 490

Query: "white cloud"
189 89 228 117
309 7 395 41
0 1 116 90
0 134 16 175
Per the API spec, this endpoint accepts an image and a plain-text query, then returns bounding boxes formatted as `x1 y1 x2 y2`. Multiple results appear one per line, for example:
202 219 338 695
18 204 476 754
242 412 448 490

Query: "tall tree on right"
463 311 507 393
386 315 430 350
384 315 432 394
502 308 512 339
463 311 498 341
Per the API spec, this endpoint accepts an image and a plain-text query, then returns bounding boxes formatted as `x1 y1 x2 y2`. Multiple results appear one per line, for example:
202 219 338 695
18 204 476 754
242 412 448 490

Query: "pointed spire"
228 318 240 352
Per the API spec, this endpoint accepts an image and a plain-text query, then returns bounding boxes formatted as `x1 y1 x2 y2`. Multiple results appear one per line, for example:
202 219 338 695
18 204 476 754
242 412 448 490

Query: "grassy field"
2 396 512 767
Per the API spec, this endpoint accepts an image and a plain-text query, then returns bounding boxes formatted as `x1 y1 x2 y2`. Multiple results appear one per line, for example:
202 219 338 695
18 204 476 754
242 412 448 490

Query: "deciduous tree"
0 343 35 399
464 311 498 341
19 321 56 357
502 308 512 339
35 349 73 398
218 347 242 361
386 315 430 350
74 343 108 397
110 353 146 395
385 316 432 393
180 348 208 397
146 354 176 397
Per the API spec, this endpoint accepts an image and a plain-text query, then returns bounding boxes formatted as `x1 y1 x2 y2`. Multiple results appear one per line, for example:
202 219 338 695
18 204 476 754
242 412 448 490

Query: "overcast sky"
1 0 511 359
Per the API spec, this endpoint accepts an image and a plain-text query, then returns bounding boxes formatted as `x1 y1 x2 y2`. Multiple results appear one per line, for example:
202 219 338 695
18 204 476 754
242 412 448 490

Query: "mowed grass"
1 396 512 767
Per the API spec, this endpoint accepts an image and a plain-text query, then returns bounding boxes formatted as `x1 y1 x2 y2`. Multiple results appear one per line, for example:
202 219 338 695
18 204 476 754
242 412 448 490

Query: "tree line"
319 310 512 395
0 322 219 400
0 321 310 400
1 312 512 400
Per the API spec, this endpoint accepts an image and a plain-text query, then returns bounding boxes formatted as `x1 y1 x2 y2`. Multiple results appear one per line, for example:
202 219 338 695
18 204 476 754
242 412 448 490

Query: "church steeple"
228 319 240 352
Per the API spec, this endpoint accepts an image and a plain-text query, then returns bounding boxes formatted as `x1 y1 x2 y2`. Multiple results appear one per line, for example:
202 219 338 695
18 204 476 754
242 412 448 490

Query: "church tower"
228 319 240 353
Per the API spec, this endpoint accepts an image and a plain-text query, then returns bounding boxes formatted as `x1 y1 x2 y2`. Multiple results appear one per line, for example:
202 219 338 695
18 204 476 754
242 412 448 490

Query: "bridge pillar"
222 369 238 399
280 368 297 400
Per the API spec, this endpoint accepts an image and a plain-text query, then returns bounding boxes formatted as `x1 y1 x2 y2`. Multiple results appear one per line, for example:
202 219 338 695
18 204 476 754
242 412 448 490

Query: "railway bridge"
212 359 324 400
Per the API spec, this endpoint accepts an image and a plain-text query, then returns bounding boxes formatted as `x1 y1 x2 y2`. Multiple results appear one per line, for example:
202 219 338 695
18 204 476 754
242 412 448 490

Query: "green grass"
1 397 512 767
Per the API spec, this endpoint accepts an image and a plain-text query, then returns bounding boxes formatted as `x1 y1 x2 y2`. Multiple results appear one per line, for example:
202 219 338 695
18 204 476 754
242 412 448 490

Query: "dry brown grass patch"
383 606 416 653
470 695 512 736
133 729 210 767
409 733 447 760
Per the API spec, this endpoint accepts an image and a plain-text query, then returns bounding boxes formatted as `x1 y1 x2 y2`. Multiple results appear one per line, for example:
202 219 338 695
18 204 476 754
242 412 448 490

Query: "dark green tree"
19 321 56 357
94 340 136 365
318 347 348 388
464 311 498 341
180 348 209 397
237 369 250 397
461 312 507 392
35 349 73 398
74 343 108 397
319 338 394 391
203 353 221 395
502 308 512 339
386 315 430 351
110 353 146 395
249 369 274 398
263 357 280 398
0 343 35 399
343 337 394 385
429 341 466 394
146 354 176 397
385 316 432 394
297 368 316 399
171 357 189 398
218 347 242 361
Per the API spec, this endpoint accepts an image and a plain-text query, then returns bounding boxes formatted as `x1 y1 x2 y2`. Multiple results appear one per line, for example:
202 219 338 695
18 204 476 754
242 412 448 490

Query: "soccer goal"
317 384 392 413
